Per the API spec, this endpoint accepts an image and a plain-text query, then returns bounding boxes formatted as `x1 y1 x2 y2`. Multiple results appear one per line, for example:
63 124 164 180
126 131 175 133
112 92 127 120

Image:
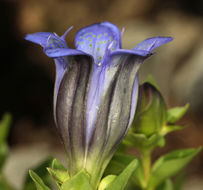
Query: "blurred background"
0 0 203 189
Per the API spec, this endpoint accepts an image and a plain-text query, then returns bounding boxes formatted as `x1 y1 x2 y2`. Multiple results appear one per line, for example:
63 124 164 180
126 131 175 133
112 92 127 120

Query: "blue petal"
45 34 68 50
133 37 173 52
111 49 151 57
25 27 73 49
75 22 121 66
25 32 67 49
25 32 55 47
44 48 90 58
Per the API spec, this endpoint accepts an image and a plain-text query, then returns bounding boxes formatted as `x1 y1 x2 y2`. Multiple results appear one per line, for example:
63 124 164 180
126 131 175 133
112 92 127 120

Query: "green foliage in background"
0 113 14 190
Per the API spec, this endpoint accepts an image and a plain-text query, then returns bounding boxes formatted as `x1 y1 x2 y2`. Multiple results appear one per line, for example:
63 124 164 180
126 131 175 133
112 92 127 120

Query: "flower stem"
140 149 152 190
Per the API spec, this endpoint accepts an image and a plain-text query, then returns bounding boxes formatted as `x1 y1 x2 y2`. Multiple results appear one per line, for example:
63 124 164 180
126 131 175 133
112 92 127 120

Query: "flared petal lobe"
25 29 89 123
133 36 173 51
75 22 121 66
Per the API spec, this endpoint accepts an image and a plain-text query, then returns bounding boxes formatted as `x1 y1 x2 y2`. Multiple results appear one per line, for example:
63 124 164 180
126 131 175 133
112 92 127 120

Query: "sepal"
29 170 51 190
167 103 189 124
51 158 66 170
47 168 69 186
60 169 93 190
24 157 52 190
47 159 69 188
160 125 184 136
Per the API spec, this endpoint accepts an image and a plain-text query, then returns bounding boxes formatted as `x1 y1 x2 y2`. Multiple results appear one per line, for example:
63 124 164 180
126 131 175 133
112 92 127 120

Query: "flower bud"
132 82 167 137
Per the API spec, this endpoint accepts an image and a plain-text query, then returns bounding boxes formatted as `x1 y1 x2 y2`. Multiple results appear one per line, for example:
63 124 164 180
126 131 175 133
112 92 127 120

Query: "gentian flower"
25 22 172 188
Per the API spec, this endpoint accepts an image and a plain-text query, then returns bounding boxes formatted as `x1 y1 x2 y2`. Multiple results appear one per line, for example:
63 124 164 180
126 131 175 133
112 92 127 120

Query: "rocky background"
0 0 203 189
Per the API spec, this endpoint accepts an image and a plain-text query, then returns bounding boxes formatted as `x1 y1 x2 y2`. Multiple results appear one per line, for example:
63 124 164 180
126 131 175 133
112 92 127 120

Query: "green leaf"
29 170 50 190
61 170 93 190
98 175 116 190
173 172 186 190
23 157 52 190
105 153 144 188
51 158 66 170
167 104 189 123
156 179 173 190
0 143 9 171
105 159 138 190
160 125 184 136
148 147 202 189
124 132 165 150
104 153 135 175
0 113 12 144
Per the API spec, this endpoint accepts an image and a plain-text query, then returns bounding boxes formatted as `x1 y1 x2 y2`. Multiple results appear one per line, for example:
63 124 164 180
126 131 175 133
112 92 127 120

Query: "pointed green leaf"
105 153 144 187
49 159 68 188
156 179 173 190
47 167 69 185
98 175 116 190
167 104 189 123
0 113 12 144
61 170 93 190
173 172 186 190
51 158 66 170
105 159 138 190
148 147 202 189
29 170 50 190
124 132 165 149
23 157 52 190
160 125 184 136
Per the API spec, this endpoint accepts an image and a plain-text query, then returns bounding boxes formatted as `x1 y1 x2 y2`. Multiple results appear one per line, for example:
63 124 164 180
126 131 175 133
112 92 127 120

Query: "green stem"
140 149 153 190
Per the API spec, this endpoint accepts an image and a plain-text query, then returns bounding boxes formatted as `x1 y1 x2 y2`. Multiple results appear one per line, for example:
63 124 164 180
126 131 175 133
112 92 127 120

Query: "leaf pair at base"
29 158 138 190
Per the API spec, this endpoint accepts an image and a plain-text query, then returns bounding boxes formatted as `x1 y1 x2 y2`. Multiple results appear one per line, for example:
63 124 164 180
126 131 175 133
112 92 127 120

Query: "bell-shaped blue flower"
25 22 172 188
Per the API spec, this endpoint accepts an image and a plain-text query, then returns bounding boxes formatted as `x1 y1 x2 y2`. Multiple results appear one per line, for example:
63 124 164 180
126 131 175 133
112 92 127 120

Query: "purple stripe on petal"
127 75 139 132
53 58 68 123
133 36 173 52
